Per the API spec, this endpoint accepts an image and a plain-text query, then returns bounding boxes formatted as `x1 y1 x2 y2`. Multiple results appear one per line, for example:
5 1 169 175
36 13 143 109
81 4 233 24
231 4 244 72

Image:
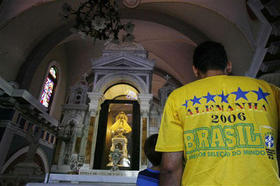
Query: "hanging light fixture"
62 0 135 42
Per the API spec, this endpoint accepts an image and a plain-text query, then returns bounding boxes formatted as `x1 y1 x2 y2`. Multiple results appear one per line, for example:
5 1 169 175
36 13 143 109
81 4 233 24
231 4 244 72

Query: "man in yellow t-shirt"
155 41 280 186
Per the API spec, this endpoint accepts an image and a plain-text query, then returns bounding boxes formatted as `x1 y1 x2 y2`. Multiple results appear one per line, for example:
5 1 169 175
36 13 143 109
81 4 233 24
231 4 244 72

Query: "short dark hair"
193 41 228 74
144 134 162 166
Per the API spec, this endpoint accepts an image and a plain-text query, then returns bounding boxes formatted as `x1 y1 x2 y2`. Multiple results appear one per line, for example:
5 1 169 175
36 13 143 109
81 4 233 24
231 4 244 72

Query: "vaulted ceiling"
0 0 264 101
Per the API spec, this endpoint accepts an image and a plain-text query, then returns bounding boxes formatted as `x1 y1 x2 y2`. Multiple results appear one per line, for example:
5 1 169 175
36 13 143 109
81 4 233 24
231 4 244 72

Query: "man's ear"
192 65 199 77
226 61 232 74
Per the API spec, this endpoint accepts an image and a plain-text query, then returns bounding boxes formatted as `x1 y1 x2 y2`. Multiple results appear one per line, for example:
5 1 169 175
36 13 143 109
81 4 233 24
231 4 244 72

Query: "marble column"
149 106 161 134
86 92 103 169
138 93 153 169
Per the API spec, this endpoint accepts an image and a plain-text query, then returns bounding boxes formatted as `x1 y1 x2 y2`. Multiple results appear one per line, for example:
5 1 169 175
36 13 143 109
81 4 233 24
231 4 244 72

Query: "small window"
40 66 58 110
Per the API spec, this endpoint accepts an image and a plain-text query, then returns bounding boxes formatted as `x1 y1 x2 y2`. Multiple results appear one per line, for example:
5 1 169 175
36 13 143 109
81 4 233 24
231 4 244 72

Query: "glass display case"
93 100 140 170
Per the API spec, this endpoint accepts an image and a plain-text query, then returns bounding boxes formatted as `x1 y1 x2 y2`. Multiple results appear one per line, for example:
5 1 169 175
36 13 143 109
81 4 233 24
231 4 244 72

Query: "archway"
93 83 140 170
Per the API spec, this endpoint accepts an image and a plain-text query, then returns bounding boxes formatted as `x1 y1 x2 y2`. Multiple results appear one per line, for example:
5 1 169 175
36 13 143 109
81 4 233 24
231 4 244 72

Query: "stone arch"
1 146 49 174
93 73 148 94
36 147 50 173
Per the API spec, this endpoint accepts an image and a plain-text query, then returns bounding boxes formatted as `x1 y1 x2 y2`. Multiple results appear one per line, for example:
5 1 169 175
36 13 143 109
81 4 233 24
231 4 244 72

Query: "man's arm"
159 151 184 186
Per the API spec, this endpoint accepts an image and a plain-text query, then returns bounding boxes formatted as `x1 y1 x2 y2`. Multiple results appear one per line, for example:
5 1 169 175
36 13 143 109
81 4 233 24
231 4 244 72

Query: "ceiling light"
62 0 135 43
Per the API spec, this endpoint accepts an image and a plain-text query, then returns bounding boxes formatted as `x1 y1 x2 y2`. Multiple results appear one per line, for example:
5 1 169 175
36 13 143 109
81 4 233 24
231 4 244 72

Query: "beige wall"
65 39 104 87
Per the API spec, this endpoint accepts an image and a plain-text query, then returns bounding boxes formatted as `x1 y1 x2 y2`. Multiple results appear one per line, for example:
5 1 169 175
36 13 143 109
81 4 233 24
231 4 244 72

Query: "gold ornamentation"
110 111 132 137
107 111 131 168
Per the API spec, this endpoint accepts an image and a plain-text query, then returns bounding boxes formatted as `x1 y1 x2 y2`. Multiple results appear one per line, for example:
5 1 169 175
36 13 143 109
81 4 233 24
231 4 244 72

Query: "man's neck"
199 70 226 79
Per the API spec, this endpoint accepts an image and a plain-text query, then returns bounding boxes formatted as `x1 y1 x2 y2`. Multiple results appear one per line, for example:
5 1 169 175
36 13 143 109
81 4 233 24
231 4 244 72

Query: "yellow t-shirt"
156 75 280 186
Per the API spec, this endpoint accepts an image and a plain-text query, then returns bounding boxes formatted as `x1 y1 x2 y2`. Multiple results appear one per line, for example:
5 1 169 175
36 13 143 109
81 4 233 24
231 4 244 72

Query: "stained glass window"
40 66 58 110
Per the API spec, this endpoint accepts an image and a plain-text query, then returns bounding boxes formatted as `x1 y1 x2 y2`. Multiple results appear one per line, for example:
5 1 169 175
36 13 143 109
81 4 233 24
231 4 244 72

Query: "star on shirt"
231 87 249 101
218 91 229 103
191 96 201 106
182 100 188 109
203 92 216 103
252 87 270 103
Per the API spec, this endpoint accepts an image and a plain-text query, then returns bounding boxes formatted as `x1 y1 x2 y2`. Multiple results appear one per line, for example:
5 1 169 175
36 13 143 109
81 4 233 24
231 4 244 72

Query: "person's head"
144 134 162 167
192 41 231 78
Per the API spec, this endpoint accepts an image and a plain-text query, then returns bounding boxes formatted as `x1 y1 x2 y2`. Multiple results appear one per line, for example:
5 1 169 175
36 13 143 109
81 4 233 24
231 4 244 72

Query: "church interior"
0 0 279 185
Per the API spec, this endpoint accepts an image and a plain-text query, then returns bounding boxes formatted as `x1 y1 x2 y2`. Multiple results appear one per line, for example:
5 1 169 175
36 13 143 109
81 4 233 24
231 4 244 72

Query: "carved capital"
138 93 153 116
87 92 103 117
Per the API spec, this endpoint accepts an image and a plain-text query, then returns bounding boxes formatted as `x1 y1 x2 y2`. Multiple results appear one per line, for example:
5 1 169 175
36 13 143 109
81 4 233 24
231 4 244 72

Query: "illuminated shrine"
48 42 177 183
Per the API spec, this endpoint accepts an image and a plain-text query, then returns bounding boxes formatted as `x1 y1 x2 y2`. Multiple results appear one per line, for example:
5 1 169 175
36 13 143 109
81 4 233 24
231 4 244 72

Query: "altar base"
41 170 138 185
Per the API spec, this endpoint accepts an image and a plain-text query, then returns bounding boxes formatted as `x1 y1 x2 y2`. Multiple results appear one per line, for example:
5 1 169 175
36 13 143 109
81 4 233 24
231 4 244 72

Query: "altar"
49 42 175 184
45 170 138 185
